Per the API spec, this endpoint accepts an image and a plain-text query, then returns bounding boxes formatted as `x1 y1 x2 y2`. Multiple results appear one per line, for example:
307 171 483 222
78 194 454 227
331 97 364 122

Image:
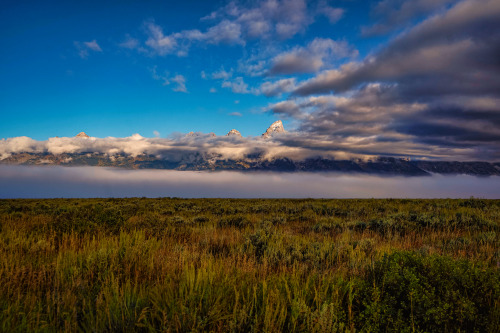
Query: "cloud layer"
0 126 494 163
283 0 500 160
1 165 498 198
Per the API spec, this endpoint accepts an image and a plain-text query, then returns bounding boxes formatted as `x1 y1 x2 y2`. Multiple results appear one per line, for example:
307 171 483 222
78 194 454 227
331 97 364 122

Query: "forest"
0 198 498 332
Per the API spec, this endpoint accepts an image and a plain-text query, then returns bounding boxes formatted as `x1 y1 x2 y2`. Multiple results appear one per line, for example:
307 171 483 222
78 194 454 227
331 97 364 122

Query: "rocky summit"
226 129 242 137
262 120 285 139
75 132 90 138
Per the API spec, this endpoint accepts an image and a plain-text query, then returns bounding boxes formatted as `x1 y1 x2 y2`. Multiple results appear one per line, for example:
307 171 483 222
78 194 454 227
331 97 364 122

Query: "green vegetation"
0 198 499 332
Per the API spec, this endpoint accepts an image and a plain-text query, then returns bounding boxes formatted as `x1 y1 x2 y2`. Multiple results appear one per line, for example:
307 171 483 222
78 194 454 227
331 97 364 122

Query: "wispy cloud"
150 67 188 92
316 0 344 24
170 75 187 93
139 0 345 57
222 77 248 94
119 35 140 49
74 40 102 59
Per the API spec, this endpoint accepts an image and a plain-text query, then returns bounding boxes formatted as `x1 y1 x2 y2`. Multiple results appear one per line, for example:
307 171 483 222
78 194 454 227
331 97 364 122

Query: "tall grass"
0 198 498 332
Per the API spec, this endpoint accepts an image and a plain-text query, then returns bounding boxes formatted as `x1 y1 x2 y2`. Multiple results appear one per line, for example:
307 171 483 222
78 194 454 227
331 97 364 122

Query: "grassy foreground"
0 198 499 332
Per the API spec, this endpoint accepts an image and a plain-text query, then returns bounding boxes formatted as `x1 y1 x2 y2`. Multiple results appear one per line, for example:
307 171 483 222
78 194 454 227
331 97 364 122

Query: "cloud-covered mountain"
1 121 499 176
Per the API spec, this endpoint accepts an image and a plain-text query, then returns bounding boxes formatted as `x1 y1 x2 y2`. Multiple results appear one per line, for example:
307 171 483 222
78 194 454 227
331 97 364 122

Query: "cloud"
316 0 344 24
203 0 313 41
209 87 217 93
201 20 244 45
119 35 140 49
74 40 102 58
362 0 457 36
83 40 102 51
2 165 499 199
144 22 179 56
171 75 188 93
268 38 357 75
266 100 305 119
143 18 244 56
150 67 188 92
150 66 170 86
211 67 233 80
278 0 500 160
140 0 346 57
0 120 497 165
229 112 242 117
260 78 297 97
221 77 254 94
295 0 500 95
263 79 500 161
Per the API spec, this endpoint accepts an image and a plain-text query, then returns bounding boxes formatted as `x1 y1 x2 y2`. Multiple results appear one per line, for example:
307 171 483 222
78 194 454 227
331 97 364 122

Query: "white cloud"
83 40 102 51
202 20 244 45
150 66 170 86
201 0 313 41
119 35 140 49
74 40 102 59
317 1 344 23
150 67 187 92
171 75 188 93
222 77 254 94
139 0 344 57
145 22 178 56
260 78 296 97
211 67 233 80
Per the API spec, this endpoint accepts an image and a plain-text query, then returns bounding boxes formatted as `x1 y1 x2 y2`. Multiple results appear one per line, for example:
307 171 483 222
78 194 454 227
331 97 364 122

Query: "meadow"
0 198 498 332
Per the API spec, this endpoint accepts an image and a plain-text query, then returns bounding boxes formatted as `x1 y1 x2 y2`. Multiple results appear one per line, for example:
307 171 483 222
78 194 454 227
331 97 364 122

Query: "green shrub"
358 251 500 332
217 215 250 229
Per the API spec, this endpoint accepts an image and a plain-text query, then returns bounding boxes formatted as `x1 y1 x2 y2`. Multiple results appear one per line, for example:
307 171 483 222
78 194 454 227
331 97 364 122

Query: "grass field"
0 198 499 332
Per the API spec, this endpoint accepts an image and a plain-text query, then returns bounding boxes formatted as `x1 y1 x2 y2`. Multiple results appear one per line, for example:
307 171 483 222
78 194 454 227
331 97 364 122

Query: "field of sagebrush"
0 198 499 332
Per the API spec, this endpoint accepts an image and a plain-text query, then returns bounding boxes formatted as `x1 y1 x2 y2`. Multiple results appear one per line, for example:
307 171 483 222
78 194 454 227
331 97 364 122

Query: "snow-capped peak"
75 132 90 138
226 129 242 137
262 120 285 139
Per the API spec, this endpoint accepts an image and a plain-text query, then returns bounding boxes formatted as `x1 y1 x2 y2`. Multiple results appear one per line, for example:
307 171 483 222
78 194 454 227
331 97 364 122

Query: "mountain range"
1 120 499 176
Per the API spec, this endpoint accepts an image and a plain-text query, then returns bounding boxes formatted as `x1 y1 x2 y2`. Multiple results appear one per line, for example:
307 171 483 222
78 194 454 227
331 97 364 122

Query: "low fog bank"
0 165 499 199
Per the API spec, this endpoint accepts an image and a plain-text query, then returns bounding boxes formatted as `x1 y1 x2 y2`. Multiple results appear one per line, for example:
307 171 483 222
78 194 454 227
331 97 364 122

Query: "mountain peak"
76 132 90 138
226 129 242 137
262 120 285 139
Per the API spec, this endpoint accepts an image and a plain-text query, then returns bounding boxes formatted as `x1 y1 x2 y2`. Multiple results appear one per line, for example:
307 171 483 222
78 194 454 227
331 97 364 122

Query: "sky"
1 0 500 161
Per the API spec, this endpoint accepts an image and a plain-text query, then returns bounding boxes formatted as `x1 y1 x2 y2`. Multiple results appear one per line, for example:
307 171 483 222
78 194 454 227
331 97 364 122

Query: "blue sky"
1 0 382 139
1 0 499 161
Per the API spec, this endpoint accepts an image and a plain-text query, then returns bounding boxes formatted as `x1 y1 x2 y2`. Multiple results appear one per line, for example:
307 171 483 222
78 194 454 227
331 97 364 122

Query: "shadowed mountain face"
1 152 499 176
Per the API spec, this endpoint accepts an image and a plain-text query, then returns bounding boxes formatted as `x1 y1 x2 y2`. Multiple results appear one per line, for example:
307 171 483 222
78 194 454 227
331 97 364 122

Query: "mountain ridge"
2 152 499 176
1 122 499 176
